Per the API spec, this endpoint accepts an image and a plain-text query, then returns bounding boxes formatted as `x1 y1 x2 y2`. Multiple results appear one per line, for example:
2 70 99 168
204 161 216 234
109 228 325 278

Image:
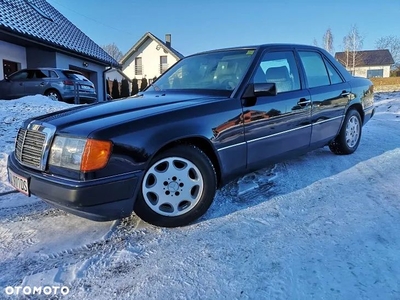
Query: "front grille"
15 128 47 169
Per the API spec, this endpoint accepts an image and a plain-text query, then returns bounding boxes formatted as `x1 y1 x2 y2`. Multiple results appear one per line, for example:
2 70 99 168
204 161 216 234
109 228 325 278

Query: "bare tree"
102 43 123 62
323 28 334 54
312 38 319 47
376 35 400 68
339 35 351 69
345 24 364 74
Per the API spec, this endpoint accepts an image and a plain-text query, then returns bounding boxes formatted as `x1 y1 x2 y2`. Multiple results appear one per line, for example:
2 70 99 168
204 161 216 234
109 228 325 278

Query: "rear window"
62 71 89 81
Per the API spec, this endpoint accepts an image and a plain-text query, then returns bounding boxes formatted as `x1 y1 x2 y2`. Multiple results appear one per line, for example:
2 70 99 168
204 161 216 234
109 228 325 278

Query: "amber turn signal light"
81 139 112 172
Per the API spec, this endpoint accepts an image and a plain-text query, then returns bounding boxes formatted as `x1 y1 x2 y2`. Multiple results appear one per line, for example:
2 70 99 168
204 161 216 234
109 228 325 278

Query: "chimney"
165 34 171 48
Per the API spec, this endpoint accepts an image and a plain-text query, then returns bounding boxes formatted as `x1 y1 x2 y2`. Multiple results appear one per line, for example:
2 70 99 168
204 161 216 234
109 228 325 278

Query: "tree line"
106 77 155 100
313 25 400 73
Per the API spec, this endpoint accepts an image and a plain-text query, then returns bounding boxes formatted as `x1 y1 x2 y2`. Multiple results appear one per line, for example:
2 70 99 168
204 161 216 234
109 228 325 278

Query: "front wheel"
329 109 362 155
134 145 217 227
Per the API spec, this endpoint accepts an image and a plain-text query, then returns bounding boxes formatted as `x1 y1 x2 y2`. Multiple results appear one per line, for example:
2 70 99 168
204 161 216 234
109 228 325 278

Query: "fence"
371 77 400 92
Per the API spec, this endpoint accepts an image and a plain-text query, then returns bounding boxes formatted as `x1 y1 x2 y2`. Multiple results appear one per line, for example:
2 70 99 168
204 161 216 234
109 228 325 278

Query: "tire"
329 109 362 155
134 145 217 227
45 89 62 102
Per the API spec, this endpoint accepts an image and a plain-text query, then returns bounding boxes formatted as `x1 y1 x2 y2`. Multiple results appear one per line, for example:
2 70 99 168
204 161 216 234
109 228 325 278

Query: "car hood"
27 91 227 135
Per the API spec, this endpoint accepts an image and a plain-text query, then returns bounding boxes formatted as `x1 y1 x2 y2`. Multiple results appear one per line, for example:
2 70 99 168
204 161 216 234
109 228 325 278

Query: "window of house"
160 56 168 74
135 57 143 75
367 69 383 78
299 51 330 88
253 51 301 93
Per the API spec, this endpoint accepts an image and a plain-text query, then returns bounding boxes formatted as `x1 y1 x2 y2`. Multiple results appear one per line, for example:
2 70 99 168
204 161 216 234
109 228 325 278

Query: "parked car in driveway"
7 44 375 228
0 68 97 104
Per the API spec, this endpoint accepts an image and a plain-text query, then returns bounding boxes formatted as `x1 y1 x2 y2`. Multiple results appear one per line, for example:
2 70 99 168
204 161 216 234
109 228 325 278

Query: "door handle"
297 98 311 106
341 91 350 97
40 82 45 86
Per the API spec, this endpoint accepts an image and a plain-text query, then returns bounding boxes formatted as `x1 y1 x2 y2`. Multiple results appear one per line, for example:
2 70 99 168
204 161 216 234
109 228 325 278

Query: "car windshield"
151 49 256 92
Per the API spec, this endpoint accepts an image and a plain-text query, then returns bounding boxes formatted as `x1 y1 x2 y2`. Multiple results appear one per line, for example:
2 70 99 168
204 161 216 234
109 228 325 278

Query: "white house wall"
0 41 27 80
123 38 179 80
56 52 106 101
353 65 391 78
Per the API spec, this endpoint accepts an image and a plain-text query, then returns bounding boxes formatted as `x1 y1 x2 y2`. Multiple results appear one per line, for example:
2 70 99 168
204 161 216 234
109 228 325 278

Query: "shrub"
111 79 120 99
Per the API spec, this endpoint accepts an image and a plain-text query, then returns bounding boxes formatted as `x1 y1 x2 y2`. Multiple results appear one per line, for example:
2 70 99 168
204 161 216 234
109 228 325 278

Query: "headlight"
49 136 112 172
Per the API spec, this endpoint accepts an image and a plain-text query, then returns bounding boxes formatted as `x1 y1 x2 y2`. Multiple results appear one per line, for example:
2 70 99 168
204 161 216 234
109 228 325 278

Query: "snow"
0 92 400 299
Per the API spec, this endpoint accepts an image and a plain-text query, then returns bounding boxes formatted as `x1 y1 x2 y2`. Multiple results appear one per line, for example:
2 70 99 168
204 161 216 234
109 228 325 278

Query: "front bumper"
7 153 143 221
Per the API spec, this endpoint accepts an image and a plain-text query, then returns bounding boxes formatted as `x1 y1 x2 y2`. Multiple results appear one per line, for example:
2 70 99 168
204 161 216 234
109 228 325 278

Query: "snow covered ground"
0 93 399 299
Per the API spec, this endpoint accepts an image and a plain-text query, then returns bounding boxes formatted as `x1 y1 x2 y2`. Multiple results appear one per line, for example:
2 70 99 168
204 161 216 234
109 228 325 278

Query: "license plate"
8 169 30 196
80 85 91 90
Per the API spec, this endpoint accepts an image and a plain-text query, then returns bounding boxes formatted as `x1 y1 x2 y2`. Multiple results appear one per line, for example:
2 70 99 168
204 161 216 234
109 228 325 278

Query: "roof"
335 49 394 67
106 68 132 82
120 32 184 64
0 0 120 67
193 43 330 56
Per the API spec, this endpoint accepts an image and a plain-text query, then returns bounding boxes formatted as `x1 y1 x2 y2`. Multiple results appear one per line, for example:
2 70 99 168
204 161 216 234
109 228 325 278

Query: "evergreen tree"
121 79 130 97
131 78 139 95
111 79 120 99
106 80 110 95
140 77 148 91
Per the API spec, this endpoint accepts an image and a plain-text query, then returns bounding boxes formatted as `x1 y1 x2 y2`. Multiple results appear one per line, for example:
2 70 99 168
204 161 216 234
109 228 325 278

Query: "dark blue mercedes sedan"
7 44 374 227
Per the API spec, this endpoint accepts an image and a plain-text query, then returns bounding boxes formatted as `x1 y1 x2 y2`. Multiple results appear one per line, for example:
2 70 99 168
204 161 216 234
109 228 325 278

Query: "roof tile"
335 49 394 67
0 0 119 67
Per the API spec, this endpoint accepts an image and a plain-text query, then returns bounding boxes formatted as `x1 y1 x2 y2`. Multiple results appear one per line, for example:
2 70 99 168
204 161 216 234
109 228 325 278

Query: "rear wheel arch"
347 103 364 123
329 108 362 155
44 88 62 101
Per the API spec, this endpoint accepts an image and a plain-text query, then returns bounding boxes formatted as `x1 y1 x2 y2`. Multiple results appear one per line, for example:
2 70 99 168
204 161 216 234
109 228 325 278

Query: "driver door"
244 49 312 168
3 70 30 99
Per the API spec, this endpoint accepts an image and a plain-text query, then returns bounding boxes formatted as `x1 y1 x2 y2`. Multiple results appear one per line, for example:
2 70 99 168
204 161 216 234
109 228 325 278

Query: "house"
118 32 184 84
335 49 394 78
0 0 120 101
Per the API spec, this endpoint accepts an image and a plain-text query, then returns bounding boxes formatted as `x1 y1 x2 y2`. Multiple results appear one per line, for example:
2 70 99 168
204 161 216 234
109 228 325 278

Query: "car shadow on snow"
199 121 399 224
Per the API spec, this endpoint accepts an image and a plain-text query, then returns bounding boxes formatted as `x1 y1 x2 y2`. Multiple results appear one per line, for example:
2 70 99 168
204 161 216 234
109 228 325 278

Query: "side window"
35 70 49 78
324 59 343 84
27 70 36 79
9 71 29 80
253 51 301 93
49 71 58 78
299 51 330 88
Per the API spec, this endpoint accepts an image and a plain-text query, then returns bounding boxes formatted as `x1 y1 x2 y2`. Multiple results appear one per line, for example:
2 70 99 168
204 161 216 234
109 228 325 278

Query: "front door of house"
3 60 19 78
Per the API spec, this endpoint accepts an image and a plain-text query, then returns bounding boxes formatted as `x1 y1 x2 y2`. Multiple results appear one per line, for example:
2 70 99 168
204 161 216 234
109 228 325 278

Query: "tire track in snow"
0 216 156 287
0 200 67 224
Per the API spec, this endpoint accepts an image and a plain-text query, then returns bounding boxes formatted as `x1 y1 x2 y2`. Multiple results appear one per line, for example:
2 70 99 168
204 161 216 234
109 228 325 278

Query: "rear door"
244 48 312 168
297 50 351 147
23 70 51 95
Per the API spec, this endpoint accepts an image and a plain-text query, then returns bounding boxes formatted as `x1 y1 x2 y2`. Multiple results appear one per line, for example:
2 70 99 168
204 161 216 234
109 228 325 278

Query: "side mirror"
242 83 277 99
